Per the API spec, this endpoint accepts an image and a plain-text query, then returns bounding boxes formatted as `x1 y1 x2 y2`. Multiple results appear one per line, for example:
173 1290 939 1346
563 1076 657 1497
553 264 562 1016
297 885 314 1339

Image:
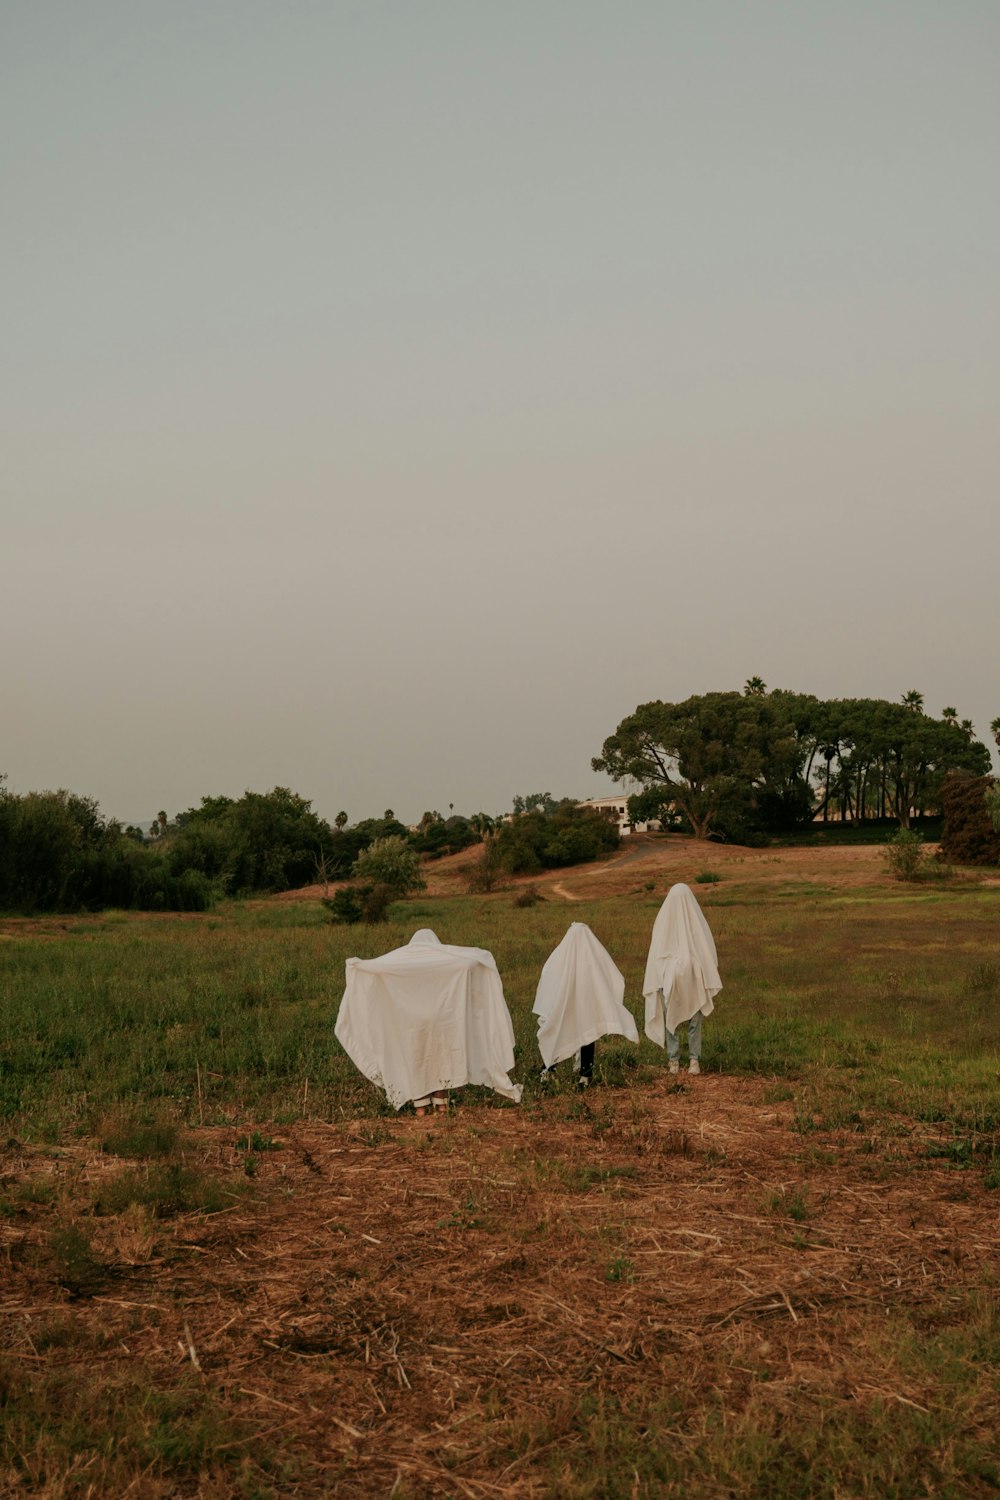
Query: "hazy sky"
3 1 998 825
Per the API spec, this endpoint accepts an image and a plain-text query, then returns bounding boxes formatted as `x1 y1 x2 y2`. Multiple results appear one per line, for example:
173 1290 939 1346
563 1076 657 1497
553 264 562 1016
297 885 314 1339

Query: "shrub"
513 886 544 908
47 1222 105 1298
467 836 503 893
323 887 364 924
694 871 722 884
885 828 925 881
358 883 394 922
323 883 395 924
351 836 425 896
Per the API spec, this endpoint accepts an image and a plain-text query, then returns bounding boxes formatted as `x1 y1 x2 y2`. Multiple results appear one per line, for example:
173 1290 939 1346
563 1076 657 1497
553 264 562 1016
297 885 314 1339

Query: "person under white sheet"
334 929 523 1113
642 883 722 1076
534 922 639 1088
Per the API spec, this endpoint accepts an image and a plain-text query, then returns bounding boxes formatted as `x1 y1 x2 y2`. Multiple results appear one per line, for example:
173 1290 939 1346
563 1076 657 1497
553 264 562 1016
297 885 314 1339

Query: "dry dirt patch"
2 1078 996 1496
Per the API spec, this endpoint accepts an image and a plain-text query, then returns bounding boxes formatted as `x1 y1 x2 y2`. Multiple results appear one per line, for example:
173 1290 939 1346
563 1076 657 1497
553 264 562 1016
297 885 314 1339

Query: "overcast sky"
3 1 997 825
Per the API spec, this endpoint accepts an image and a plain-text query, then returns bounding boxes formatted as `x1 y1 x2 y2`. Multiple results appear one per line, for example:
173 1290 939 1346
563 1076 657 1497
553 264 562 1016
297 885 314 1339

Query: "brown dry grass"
3 1075 997 1497
266 831 982 911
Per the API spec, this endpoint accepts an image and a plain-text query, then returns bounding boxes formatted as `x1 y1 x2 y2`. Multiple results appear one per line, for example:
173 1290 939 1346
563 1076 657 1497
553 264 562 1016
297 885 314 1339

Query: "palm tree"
901 690 924 714
941 707 958 726
334 811 348 831
960 719 975 739
991 716 1000 752
744 676 767 697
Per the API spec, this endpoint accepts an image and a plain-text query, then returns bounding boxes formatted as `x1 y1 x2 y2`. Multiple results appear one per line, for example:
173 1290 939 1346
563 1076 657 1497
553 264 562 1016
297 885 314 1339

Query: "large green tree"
592 692 806 841
594 690 991 841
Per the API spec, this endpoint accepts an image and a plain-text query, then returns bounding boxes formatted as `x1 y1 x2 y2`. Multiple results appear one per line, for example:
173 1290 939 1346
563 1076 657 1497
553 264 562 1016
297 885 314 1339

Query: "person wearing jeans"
666 1010 701 1075
643 884 722 1077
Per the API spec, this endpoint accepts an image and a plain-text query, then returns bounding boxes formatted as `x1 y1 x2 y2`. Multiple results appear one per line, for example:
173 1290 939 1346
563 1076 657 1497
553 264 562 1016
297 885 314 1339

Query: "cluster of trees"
5 682 995 912
595 684 995 844
0 783 214 913
0 777 618 916
490 799 620 874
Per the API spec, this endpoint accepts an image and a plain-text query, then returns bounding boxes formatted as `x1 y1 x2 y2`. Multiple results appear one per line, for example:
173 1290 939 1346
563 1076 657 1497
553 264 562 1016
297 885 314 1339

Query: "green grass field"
3 879 999 1139
1 870 999 1498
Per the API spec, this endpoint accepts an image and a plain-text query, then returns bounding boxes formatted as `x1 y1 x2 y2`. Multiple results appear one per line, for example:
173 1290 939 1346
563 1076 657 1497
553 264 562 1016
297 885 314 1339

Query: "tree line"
595 683 997 844
0 780 619 915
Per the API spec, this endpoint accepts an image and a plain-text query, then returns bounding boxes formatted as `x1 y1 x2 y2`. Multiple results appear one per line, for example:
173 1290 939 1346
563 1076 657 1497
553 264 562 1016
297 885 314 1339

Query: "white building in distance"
577 796 660 837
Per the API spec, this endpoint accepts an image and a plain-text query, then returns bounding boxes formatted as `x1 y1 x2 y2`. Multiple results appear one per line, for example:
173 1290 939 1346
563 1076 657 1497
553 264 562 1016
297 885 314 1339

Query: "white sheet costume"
642 884 722 1048
334 929 523 1109
533 922 639 1069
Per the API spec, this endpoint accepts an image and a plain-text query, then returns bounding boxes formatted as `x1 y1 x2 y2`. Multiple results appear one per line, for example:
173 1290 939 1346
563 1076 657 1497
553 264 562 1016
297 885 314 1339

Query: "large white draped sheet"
642 883 722 1046
334 930 522 1108
533 922 639 1068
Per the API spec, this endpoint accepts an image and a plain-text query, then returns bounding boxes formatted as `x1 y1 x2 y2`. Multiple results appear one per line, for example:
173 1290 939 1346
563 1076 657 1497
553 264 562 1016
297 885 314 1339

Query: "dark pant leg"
579 1042 595 1080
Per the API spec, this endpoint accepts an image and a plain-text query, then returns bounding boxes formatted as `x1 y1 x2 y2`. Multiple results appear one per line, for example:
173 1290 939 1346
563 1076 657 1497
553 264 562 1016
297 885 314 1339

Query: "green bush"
351 836 424 895
885 828 925 881
322 882 395 923
323 887 365 924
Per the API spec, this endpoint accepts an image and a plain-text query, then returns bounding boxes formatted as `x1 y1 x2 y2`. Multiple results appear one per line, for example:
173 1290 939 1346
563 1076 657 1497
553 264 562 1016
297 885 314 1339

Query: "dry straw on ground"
3 1074 997 1497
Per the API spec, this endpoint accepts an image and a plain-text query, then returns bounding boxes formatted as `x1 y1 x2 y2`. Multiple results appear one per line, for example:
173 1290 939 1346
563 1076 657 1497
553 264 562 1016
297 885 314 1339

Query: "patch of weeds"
605 1255 634 1283
966 960 1000 995
984 1155 1000 1190
767 1186 811 1222
94 1162 233 1218
694 871 722 884
802 1147 837 1166
235 1132 280 1153
0 1363 285 1490
28 1311 104 1352
47 1220 106 1297
587 1104 617 1140
594 1045 645 1089
12 1175 57 1207
513 886 544 908
99 1111 180 1160
437 1194 483 1230
534 1158 637 1193
792 1104 824 1134
762 1084 795 1104
659 1128 693 1158
357 1123 391 1147
713 1017 807 1077
924 1137 975 1169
